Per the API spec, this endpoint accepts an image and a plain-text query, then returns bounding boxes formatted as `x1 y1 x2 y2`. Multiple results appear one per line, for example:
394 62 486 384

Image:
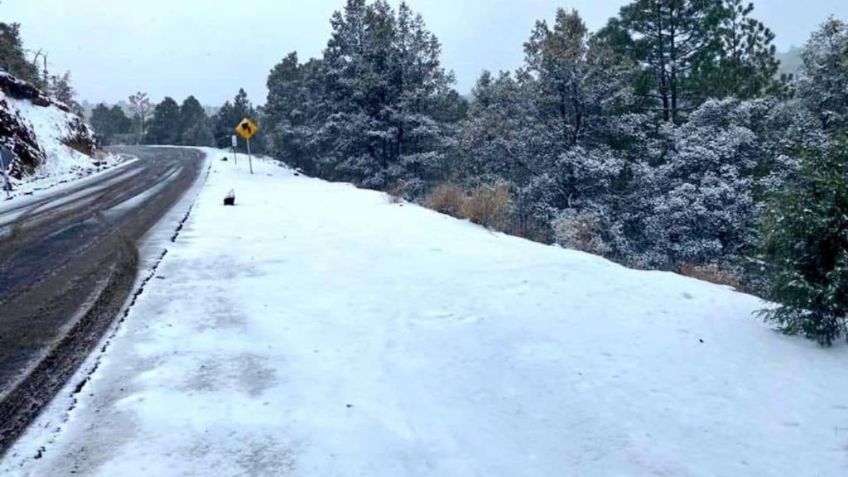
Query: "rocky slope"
0 72 96 180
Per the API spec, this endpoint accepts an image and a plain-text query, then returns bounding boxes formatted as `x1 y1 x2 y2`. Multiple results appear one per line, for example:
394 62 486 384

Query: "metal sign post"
247 138 253 175
231 134 239 165
234 118 259 175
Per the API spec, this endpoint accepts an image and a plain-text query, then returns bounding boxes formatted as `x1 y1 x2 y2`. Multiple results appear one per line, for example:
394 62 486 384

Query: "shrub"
756 142 848 345
460 183 512 230
424 182 465 217
679 263 743 289
552 209 611 256
384 181 407 204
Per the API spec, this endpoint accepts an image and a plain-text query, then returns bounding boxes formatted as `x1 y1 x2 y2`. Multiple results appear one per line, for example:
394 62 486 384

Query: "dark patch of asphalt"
0 146 205 455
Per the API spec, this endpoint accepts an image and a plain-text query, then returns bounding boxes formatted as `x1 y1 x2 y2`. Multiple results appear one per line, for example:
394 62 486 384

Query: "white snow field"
3 148 848 477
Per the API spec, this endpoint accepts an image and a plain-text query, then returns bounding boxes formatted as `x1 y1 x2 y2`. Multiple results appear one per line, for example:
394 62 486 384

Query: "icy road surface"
3 148 848 476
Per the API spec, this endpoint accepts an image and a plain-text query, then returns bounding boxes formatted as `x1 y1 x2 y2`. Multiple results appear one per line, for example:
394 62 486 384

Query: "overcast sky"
3 0 847 106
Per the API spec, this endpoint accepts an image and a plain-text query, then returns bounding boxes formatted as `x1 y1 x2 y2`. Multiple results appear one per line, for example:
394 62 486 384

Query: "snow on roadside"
3 148 848 477
2 93 117 201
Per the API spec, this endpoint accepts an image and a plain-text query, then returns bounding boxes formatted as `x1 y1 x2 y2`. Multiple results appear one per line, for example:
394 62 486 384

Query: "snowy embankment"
0 73 114 200
3 148 848 477
4 97 119 198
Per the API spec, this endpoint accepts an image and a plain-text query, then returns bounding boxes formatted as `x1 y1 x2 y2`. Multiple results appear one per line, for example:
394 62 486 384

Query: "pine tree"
460 70 539 184
265 53 326 173
178 95 213 146
268 0 459 189
798 17 848 132
213 89 262 150
693 0 785 100
145 97 181 145
524 9 637 150
110 105 132 135
0 22 40 85
48 71 83 115
89 103 113 142
757 141 848 345
610 0 725 123
89 103 130 144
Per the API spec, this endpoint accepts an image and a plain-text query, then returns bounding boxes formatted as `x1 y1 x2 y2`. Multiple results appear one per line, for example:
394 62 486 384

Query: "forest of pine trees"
262 0 848 344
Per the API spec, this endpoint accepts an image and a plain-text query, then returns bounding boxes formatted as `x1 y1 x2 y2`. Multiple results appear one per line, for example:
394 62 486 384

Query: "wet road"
0 146 205 453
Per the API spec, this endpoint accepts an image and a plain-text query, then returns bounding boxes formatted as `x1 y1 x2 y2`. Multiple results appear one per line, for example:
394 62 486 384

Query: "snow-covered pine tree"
213 89 262 151
757 141 848 345
270 0 459 190
798 17 848 132
48 71 84 116
605 0 726 123
459 71 540 186
265 52 327 175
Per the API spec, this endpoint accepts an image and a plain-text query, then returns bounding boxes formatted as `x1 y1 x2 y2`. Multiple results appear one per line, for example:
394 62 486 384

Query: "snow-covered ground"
3 148 848 477
2 93 115 200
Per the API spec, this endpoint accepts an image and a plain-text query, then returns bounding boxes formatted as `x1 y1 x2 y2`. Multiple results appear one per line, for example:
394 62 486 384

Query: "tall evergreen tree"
48 71 83 115
524 9 637 150
213 88 263 150
178 95 214 146
607 0 725 123
0 22 40 85
797 17 848 132
89 103 113 142
265 53 326 173
90 103 131 144
145 97 181 145
266 0 459 190
693 0 784 100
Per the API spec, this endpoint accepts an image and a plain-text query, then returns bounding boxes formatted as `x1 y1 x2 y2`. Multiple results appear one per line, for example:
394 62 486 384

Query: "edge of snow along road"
0 147 216 467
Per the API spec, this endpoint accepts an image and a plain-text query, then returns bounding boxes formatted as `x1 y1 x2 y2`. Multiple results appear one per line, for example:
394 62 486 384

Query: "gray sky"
3 0 847 106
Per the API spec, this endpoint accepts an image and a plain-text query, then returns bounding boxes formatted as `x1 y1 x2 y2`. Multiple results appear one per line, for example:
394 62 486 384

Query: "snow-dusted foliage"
797 16 848 132
637 100 762 267
757 142 848 344
264 0 462 190
553 208 612 256
262 2 847 343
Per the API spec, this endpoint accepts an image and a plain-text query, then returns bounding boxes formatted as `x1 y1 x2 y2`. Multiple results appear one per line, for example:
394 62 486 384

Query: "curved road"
0 146 205 454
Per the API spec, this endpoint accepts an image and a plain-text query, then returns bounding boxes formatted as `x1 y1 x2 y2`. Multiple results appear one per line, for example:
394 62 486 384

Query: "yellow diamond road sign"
235 117 259 140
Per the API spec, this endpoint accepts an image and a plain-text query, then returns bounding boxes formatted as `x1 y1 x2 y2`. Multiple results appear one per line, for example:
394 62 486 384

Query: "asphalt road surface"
0 146 205 454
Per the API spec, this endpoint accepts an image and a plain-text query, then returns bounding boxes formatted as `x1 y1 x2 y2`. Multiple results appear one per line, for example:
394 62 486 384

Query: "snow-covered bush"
553 209 612 256
757 142 848 345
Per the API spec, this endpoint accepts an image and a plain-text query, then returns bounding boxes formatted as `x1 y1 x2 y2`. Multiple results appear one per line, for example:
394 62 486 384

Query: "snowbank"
6 97 92 175
3 148 848 476
0 72 103 198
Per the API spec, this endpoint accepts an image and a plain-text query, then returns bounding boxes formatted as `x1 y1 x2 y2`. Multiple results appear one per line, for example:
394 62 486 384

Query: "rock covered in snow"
0 72 97 179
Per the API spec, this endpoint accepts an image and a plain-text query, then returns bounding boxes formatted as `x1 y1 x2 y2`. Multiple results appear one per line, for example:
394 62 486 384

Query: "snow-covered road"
3 148 848 476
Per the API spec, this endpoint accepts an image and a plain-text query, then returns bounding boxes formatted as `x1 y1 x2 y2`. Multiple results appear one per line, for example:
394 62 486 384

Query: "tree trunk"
655 1 671 122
